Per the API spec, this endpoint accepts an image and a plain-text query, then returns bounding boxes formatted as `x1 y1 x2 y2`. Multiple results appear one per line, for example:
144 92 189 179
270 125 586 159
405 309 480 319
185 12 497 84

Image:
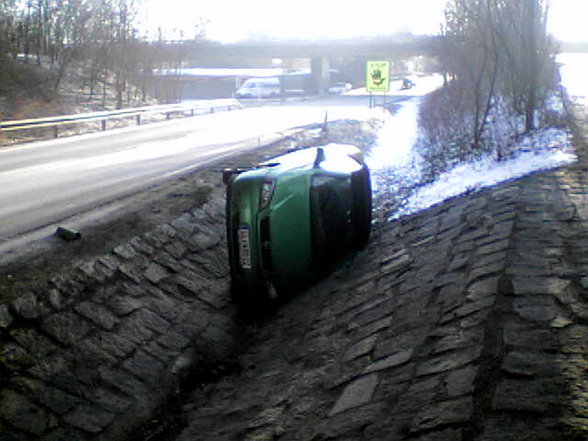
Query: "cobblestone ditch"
0 116 587 440
0 119 379 441
172 170 588 440
0 197 244 441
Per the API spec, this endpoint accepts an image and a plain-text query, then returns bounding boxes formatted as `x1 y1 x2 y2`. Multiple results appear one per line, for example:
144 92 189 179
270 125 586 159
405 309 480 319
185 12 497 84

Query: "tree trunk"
524 0 538 132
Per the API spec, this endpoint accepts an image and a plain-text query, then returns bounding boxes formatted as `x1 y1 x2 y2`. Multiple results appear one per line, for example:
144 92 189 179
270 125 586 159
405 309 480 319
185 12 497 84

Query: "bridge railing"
0 99 242 139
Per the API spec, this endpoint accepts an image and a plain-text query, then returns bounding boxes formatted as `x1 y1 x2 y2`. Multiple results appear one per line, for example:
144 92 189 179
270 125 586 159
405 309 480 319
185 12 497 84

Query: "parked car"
235 77 281 99
328 82 352 94
223 144 372 304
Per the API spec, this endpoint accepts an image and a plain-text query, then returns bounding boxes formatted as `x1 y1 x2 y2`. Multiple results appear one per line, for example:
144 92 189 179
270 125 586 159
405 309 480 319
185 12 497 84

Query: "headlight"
259 180 275 210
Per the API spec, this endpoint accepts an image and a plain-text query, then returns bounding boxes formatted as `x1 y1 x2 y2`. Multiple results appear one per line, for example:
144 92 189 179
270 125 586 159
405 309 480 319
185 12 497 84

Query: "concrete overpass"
155 35 438 98
189 34 436 59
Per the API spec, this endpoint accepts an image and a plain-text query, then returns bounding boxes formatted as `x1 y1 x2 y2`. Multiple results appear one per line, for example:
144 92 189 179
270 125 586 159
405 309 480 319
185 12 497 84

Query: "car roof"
259 144 364 177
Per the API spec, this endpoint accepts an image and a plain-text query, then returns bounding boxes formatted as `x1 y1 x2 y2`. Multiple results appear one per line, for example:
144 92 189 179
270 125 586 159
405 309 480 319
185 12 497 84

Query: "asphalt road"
0 95 404 259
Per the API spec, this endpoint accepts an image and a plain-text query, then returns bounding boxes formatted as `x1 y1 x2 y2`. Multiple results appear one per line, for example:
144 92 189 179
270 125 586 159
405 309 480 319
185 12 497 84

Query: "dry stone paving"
174 168 588 439
0 196 245 441
0 134 587 440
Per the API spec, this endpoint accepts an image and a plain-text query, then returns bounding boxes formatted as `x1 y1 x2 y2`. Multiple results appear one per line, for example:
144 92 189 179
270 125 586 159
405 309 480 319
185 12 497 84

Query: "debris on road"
55 226 82 241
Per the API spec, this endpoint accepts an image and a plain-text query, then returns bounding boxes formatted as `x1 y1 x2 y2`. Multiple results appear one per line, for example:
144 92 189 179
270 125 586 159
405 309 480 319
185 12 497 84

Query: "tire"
230 278 281 317
351 166 372 250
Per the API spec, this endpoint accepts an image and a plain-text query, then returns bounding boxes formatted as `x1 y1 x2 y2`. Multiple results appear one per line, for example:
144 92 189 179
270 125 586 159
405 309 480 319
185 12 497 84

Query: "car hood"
265 173 313 280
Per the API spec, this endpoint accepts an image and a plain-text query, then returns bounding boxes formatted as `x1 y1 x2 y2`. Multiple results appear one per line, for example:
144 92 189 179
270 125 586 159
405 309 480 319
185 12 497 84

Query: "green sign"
366 60 390 93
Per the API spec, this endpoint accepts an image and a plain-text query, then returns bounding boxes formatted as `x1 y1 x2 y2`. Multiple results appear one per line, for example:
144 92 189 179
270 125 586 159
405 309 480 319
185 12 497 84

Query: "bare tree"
0 0 208 109
0 0 19 58
421 0 557 168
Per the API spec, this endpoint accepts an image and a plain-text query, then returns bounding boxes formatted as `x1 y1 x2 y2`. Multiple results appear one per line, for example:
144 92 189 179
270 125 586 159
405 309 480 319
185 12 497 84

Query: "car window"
310 175 352 267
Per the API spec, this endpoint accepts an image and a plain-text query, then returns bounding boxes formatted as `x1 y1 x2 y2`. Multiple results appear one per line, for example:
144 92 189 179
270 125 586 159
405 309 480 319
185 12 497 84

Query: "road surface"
0 95 401 261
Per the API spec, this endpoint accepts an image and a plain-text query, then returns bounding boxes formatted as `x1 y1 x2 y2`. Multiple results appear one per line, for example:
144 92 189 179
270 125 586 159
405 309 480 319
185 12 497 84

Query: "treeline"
419 0 560 177
0 0 203 108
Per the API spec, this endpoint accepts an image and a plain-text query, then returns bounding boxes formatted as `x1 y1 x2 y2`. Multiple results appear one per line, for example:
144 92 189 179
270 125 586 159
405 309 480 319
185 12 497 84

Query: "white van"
235 77 281 99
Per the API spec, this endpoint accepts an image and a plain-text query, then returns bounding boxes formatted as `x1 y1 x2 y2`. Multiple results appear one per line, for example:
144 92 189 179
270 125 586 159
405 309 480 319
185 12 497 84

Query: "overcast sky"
139 0 588 43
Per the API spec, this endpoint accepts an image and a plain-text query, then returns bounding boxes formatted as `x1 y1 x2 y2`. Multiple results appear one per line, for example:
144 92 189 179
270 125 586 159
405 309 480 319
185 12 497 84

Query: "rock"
0 304 14 328
417 347 482 377
113 243 137 260
343 335 378 362
550 316 573 329
41 312 92 347
501 352 560 377
559 325 588 354
144 263 169 284
74 301 119 330
329 374 379 416
123 350 165 384
11 291 42 320
0 389 50 435
493 379 559 413
0 341 33 369
364 349 412 373
411 397 473 433
446 365 477 398
63 403 116 433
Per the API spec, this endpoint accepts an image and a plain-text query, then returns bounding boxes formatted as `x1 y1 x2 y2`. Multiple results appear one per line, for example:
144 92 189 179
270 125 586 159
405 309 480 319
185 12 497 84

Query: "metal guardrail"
0 99 243 138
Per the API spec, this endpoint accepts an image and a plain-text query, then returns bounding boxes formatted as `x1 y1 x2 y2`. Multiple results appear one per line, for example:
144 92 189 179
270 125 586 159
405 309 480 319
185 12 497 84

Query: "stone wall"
0 197 240 441
170 170 588 440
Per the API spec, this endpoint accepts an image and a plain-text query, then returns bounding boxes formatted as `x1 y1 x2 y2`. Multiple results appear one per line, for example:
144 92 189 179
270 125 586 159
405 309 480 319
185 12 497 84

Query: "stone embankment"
0 196 240 441
0 119 587 440
174 160 588 441
0 118 377 441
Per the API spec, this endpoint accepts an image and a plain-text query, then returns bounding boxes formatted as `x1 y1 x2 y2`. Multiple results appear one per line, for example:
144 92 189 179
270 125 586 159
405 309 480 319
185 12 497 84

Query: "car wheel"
230 279 281 316
351 166 372 250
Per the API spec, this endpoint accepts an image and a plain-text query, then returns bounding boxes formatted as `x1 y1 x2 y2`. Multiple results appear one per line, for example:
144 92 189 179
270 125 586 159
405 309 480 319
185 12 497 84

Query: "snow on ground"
558 53 588 107
366 56 585 221
391 129 574 219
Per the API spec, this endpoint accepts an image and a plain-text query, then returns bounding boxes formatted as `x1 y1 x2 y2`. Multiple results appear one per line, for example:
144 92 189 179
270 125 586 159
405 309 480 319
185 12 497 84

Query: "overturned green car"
224 144 372 304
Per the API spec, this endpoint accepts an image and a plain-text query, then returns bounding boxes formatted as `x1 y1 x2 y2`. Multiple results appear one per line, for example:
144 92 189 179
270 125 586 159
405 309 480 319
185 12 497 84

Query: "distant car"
223 145 372 304
328 82 352 94
401 78 415 90
235 77 281 99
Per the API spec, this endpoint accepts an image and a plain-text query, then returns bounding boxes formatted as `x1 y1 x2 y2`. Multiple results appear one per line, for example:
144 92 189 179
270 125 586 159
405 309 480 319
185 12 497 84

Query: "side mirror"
222 168 247 185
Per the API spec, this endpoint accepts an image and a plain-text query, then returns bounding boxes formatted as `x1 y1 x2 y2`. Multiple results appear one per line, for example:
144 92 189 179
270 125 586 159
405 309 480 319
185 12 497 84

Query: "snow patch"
366 55 583 222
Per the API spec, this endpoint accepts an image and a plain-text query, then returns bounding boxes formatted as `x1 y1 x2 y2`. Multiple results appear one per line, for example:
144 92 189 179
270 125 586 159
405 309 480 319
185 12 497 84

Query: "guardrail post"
53 126 59 138
101 120 106 131
210 107 214 114
166 113 171 120
136 115 141 125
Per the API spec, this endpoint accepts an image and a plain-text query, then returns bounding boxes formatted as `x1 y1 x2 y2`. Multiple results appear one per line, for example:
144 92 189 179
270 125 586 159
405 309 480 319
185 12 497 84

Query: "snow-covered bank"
391 130 575 219
366 55 583 222
558 52 588 106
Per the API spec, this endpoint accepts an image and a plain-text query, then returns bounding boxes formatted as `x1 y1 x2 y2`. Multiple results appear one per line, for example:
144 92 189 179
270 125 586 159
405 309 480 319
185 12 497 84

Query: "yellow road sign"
366 61 390 93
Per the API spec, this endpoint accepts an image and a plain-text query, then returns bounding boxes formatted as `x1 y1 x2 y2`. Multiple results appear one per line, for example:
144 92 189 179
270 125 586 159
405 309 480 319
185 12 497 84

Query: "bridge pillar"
311 56 330 94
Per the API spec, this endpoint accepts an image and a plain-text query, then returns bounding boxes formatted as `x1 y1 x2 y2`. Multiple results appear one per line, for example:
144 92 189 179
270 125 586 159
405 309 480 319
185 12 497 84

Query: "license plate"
237 227 252 269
